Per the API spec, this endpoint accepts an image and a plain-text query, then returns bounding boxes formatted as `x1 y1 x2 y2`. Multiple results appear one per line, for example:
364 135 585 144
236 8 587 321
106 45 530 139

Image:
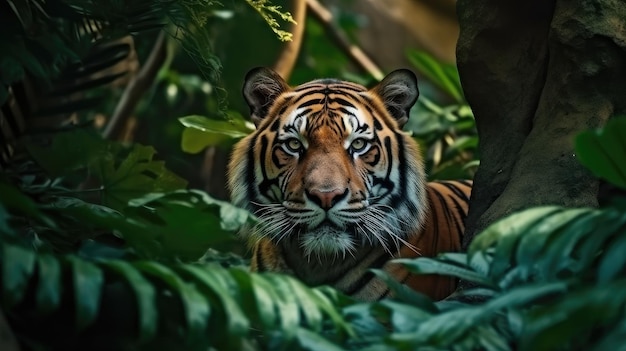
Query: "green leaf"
370 269 438 313
597 230 626 283
470 206 563 256
2 244 36 308
35 254 62 314
575 117 626 190
93 144 187 211
521 280 626 351
264 274 302 337
66 256 104 330
283 277 324 331
395 257 496 289
406 49 464 103
133 261 210 336
100 260 157 342
294 327 345 351
0 203 15 236
24 129 109 177
514 208 590 281
231 269 278 329
539 210 603 280
176 265 249 346
0 181 56 228
49 197 161 259
378 300 434 332
124 190 251 260
179 114 253 153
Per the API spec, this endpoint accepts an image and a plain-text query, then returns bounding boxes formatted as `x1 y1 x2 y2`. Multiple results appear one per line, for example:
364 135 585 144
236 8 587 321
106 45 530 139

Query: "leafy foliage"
246 0 296 42
575 116 626 190
0 240 351 350
2 0 621 349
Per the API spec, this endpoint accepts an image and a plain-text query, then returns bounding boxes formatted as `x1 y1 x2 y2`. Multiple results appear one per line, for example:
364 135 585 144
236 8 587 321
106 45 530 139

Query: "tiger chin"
227 67 472 301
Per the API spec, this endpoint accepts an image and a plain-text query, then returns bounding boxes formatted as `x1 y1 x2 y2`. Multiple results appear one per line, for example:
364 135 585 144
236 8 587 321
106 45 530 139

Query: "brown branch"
272 0 307 80
0 309 20 351
102 32 167 139
306 0 384 80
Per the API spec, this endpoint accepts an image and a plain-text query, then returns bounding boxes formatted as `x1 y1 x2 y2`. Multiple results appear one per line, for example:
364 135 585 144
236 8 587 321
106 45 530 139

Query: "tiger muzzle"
305 188 349 210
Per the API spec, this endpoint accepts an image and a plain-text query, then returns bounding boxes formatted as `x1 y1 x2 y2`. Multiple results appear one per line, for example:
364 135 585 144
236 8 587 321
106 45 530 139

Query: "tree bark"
457 0 626 271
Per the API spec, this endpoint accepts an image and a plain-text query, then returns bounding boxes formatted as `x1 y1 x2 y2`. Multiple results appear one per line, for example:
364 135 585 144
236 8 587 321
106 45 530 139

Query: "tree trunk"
456 0 626 278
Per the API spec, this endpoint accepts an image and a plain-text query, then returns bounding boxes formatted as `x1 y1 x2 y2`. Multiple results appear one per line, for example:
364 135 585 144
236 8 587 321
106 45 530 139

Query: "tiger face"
228 68 427 259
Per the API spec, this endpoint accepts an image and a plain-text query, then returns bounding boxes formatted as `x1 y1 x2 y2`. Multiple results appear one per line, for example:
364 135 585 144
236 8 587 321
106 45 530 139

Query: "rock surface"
456 0 626 255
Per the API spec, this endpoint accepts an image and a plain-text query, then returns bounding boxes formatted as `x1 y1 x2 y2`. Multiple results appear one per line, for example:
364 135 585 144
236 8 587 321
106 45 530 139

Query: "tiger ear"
371 69 419 127
242 67 290 126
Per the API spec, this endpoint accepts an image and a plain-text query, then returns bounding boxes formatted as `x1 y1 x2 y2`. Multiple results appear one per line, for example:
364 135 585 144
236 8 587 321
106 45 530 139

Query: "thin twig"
273 0 307 79
306 0 384 80
103 32 167 139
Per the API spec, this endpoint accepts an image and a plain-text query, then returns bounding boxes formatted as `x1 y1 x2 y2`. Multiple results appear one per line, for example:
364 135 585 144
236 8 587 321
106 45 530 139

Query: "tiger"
227 67 472 301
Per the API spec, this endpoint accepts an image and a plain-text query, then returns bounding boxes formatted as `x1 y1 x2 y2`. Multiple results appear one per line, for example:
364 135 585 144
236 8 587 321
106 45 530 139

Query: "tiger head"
228 68 427 259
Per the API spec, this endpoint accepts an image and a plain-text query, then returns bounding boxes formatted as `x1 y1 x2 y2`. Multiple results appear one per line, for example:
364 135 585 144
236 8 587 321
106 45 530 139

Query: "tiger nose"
306 188 348 210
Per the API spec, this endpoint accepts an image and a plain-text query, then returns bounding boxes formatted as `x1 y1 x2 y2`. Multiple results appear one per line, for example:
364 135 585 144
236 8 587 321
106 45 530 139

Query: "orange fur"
228 68 472 300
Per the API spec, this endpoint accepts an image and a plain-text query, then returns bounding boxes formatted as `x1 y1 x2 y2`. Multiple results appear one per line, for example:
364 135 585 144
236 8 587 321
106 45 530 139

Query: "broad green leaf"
0 182 56 228
514 208 590 280
49 197 160 259
540 210 602 279
66 256 104 330
2 244 36 308
125 190 249 260
179 115 253 153
35 254 62 314
569 210 626 277
176 265 249 345
472 207 564 280
294 327 345 351
93 144 187 211
470 206 563 256
24 129 109 177
0 203 15 235
378 300 433 332
521 280 626 351
264 274 302 336
597 231 626 283
133 261 210 336
100 260 157 342
238 270 279 329
395 257 496 289
575 117 626 190
406 50 463 103
370 269 438 312
284 277 324 331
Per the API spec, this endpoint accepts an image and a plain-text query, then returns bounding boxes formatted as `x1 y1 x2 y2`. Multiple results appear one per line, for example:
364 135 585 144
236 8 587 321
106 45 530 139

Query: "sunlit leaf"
575 117 626 190
179 114 254 153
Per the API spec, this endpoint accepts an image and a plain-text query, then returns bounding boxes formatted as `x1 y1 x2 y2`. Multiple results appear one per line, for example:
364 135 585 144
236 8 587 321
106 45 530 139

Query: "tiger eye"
286 138 302 151
351 138 367 151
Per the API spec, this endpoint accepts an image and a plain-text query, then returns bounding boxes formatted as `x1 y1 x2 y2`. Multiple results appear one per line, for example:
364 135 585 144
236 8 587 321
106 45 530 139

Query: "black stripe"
438 181 470 203
344 251 392 295
255 251 267 272
245 134 259 203
395 132 407 193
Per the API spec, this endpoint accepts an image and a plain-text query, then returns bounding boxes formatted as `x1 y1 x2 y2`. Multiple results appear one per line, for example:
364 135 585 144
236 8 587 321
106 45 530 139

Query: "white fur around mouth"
300 225 355 258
